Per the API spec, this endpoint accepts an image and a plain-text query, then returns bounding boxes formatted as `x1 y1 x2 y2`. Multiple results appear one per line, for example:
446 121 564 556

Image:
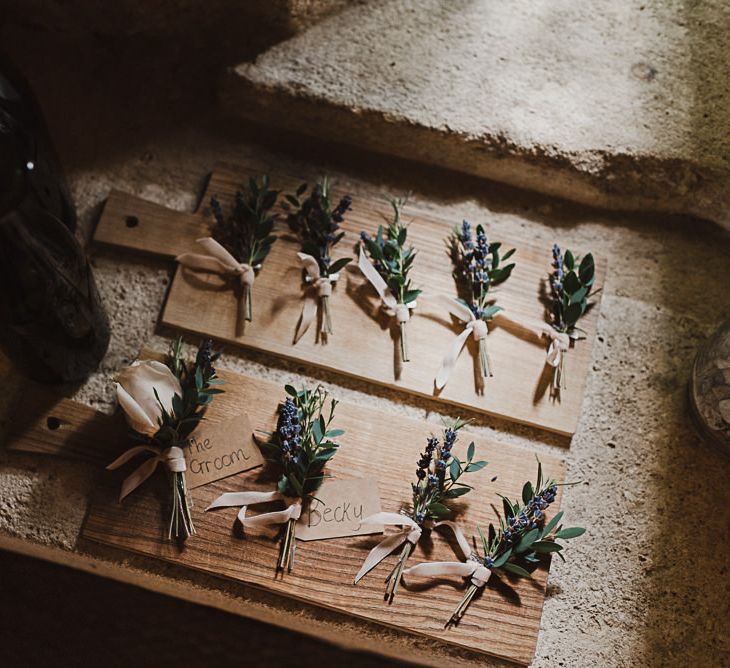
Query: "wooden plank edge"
0 532 520 668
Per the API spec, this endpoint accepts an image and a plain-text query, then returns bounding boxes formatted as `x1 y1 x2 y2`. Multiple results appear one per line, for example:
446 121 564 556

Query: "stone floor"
1 13 730 668
224 0 730 226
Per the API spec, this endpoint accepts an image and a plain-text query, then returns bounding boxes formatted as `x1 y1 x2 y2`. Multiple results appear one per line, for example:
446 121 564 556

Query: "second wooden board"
94 160 606 436
81 359 566 666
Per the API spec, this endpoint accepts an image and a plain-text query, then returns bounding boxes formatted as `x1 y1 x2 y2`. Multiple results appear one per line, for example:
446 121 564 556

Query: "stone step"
221 0 730 227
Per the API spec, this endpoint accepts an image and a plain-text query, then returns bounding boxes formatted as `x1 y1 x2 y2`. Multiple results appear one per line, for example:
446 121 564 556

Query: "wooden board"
82 361 565 666
93 161 606 436
3 387 126 465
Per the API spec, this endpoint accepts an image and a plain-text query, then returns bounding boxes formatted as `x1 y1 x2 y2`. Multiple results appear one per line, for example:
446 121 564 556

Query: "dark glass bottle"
0 52 110 382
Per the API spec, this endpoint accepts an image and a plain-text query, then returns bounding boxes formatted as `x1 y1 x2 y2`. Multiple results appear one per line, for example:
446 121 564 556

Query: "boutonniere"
107 339 223 540
547 244 595 394
207 384 344 573
355 419 486 601
403 461 585 626
176 175 279 336
359 196 421 362
282 178 353 342
435 221 515 390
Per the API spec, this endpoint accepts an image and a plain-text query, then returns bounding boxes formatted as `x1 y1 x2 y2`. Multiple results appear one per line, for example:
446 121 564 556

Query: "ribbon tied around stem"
353 512 471 584
206 489 302 528
435 298 490 390
295 252 340 342
106 445 187 502
176 237 256 289
357 249 416 324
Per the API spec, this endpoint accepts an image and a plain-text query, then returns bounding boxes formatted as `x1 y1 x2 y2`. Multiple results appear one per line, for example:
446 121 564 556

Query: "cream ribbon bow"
295 252 339 342
402 523 491 587
403 557 492 588
176 237 256 288
494 312 570 369
357 248 415 324
106 445 187 502
206 490 302 528
435 298 490 390
353 513 471 583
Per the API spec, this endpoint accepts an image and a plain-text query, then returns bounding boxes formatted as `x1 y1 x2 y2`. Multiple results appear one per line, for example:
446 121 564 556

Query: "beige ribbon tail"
435 298 489 390
107 445 186 502
494 312 569 367
403 560 492 588
206 489 301 529
433 520 473 560
435 327 472 390
354 512 422 583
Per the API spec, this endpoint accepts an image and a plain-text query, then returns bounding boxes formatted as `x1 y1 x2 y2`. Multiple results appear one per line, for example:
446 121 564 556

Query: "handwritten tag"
182 414 264 488
296 477 383 541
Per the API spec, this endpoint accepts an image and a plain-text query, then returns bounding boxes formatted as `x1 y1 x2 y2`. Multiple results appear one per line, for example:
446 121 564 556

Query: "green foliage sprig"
210 175 279 325
548 244 596 392
451 220 516 377
259 384 344 571
384 419 486 601
448 461 584 625
360 196 421 361
283 177 353 278
549 244 595 338
410 418 486 524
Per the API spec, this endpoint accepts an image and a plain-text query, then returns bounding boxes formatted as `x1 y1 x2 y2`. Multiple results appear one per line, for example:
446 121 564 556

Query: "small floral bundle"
355 419 486 601
403 461 585 627
176 175 278 336
283 178 353 340
436 221 516 389
359 196 421 362
548 244 595 393
207 384 344 573
107 339 223 540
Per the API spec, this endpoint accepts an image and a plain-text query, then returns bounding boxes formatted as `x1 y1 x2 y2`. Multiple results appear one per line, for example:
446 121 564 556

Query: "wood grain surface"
93 160 606 436
82 360 566 665
4 388 125 465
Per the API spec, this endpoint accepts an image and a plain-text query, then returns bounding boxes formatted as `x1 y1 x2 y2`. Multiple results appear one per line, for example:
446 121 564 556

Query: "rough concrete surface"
1 12 730 668
223 0 730 227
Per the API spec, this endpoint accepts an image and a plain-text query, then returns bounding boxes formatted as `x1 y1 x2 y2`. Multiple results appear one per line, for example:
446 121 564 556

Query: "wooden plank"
93 161 606 436
82 362 565 666
4 389 126 466
94 190 206 258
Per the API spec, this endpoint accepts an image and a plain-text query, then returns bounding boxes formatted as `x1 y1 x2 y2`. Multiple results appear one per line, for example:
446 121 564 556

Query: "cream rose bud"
115 360 183 436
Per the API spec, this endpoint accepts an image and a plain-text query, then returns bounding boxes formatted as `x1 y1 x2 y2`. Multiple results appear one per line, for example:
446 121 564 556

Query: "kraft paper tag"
182 414 264 489
296 477 383 541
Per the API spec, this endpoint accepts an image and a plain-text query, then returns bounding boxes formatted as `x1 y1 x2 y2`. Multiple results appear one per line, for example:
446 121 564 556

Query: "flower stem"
384 541 412 601
278 518 297 572
400 321 410 362
447 583 479 627
479 337 493 377
552 355 566 393
321 295 333 335
168 472 195 541
244 282 253 322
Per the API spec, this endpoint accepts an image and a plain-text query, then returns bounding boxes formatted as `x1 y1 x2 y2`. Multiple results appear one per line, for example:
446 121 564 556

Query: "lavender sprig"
259 384 344 572
384 419 486 601
360 196 421 362
447 461 585 626
450 221 516 377
548 244 595 392
210 175 279 329
283 178 353 335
